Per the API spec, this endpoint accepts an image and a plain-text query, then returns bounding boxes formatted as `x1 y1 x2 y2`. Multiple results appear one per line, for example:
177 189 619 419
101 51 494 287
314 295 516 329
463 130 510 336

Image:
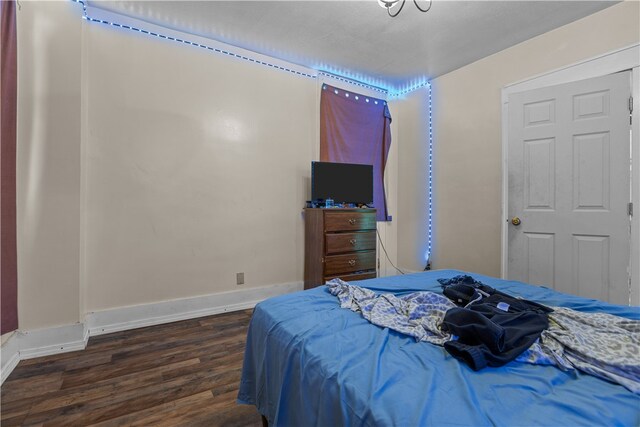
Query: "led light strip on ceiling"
71 0 317 78
322 85 388 105
317 71 388 96
70 0 434 264
70 0 429 98
390 81 431 98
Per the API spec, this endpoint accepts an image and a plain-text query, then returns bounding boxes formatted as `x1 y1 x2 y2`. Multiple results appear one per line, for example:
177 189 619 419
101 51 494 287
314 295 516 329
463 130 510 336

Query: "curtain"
1 0 18 334
320 84 392 222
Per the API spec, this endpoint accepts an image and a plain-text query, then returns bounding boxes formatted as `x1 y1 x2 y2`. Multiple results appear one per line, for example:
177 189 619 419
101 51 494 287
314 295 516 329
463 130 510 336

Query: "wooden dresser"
304 208 377 289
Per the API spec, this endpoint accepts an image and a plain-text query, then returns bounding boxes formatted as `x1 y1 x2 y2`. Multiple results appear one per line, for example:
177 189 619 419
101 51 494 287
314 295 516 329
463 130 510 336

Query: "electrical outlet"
236 272 244 285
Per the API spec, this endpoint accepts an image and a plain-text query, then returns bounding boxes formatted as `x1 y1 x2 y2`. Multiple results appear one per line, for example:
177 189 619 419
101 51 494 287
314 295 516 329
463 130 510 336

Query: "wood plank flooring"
1 309 262 426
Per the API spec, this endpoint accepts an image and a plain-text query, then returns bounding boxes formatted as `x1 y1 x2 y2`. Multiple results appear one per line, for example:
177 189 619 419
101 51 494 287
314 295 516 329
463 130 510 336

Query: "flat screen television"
311 161 373 206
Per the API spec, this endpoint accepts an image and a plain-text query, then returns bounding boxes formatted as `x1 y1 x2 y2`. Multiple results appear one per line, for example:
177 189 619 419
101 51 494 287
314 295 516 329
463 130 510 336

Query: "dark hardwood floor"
1 309 262 426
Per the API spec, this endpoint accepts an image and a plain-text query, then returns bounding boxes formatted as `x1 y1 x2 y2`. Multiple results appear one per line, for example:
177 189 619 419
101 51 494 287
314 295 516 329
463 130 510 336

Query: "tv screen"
311 161 373 205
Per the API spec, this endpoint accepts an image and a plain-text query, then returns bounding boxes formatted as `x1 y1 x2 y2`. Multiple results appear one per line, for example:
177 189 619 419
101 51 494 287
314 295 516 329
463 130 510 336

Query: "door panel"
508 72 631 304
573 90 610 120
525 99 556 127
524 138 555 210
524 232 555 286
572 234 610 301
572 132 609 210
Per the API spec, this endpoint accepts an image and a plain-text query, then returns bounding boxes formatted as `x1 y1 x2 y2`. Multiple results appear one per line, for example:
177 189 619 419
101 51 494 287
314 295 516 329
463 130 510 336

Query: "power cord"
376 229 405 275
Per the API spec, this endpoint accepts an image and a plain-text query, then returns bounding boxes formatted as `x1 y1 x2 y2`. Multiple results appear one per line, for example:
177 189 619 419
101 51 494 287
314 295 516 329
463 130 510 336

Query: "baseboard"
17 323 88 360
1 281 302 384
85 281 303 336
1 323 87 384
1 333 20 384
1 352 20 384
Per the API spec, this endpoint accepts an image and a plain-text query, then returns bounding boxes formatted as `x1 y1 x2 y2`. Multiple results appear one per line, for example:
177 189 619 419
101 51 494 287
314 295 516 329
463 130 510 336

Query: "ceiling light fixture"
378 0 432 17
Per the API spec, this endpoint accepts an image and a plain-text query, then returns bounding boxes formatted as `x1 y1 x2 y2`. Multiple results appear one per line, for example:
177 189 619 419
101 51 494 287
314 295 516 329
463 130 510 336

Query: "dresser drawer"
324 211 376 232
325 231 376 255
324 251 376 276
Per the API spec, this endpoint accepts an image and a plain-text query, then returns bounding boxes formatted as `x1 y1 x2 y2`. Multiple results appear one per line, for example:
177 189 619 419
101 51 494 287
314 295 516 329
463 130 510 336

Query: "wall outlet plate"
236 272 245 285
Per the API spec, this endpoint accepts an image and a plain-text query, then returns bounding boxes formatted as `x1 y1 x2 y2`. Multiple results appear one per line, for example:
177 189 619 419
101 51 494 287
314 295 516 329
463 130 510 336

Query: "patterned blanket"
327 279 640 394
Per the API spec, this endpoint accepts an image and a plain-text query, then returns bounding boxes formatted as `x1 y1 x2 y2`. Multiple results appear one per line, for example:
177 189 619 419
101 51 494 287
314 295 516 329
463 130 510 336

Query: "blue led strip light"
70 0 316 79
318 71 388 95
427 82 433 264
70 0 432 98
389 81 431 98
322 85 387 105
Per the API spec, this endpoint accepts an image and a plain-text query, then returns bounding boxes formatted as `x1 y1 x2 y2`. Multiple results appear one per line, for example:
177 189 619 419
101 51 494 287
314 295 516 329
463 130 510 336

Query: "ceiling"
88 0 619 92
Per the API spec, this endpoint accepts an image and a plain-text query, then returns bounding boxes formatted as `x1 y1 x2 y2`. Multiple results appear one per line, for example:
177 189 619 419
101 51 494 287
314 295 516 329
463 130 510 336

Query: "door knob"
511 217 521 226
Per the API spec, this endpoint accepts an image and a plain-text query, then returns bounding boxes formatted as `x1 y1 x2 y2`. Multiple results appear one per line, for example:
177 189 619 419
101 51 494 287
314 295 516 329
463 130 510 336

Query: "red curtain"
1 0 18 334
320 84 392 221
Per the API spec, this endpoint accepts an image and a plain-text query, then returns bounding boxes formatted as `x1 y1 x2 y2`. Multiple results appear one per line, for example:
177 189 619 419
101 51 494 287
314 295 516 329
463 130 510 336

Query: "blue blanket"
238 270 640 426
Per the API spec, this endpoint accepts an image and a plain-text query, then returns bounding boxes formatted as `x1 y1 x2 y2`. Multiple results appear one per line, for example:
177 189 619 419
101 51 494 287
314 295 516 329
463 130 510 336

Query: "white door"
507 71 631 304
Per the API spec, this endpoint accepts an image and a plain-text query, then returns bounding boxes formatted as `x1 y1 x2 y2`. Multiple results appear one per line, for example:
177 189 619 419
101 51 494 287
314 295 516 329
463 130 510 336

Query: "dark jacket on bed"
437 276 552 371
442 294 550 370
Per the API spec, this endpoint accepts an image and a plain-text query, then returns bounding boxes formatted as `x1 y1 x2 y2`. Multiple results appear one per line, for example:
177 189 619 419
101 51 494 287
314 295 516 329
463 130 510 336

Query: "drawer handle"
348 259 356 266
348 218 357 225
349 239 357 246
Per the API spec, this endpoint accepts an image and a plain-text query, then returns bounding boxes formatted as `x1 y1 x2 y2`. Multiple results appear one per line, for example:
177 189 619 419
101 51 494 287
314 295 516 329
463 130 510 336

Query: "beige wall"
395 89 431 272
15 1 399 328
425 2 639 276
17 1 82 330
83 21 317 311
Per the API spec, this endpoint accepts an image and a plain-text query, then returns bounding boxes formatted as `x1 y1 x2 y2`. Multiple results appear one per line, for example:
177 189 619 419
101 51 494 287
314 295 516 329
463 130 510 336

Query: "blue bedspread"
238 270 640 426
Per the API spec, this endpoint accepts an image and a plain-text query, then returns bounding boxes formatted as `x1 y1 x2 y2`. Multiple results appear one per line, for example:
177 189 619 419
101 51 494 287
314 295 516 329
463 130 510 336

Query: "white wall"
17 1 82 330
83 18 317 312
398 1 640 276
395 89 430 272
14 1 401 332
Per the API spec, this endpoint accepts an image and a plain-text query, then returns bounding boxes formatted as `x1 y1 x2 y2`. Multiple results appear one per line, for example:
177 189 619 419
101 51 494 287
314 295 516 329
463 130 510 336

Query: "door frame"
501 43 640 305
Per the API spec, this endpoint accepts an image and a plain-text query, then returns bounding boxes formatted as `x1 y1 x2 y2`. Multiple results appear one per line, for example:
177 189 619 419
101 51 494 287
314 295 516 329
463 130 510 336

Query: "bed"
237 270 640 426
